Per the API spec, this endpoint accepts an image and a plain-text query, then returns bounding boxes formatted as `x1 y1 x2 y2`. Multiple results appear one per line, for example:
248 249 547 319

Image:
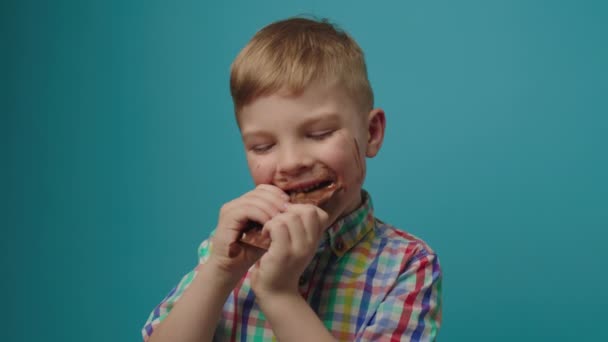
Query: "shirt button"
336 241 345 251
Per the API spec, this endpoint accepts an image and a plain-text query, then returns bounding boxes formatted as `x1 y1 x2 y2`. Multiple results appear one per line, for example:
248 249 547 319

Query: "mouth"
284 179 338 205
240 178 341 250
239 179 338 250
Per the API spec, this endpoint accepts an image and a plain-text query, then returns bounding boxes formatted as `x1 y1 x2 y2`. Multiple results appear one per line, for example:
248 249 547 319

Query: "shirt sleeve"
357 249 443 341
141 237 213 341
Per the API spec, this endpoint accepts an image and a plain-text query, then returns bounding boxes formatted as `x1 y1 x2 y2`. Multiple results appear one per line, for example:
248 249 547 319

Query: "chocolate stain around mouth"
239 175 341 250
236 133 364 252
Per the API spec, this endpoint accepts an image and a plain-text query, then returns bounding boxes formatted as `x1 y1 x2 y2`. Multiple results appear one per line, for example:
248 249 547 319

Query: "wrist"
251 275 300 302
255 288 302 310
256 292 336 342
198 259 242 292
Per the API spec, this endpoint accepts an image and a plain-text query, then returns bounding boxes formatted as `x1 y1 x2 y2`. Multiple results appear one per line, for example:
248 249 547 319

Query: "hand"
207 184 290 284
250 204 329 300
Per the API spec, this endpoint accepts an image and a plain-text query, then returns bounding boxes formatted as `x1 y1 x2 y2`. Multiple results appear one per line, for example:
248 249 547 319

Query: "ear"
365 108 386 158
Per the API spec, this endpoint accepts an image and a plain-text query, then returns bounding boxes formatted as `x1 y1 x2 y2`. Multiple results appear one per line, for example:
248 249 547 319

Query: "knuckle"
272 212 286 221
289 204 310 215
303 204 317 213
256 184 276 192
277 211 292 221
304 206 317 217
266 218 284 231
263 219 276 230
219 202 232 215
288 203 303 210
290 215 303 226
255 184 268 190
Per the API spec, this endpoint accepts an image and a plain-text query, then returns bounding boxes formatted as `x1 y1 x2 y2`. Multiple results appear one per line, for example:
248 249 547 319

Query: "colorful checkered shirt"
143 192 442 341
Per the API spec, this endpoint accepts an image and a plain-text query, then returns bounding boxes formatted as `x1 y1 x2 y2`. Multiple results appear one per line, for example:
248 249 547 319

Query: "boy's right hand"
206 184 289 284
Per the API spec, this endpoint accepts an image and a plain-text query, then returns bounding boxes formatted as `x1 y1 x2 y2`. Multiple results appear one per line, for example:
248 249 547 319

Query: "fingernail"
282 202 290 210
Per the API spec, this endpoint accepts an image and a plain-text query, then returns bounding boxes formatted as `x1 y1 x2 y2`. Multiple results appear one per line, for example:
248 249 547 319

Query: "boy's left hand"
250 203 329 300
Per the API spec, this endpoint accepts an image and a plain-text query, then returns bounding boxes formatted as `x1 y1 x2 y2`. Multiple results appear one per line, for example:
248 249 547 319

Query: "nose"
276 142 312 176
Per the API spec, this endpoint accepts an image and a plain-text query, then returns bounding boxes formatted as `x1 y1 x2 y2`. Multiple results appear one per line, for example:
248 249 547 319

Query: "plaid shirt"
143 192 442 341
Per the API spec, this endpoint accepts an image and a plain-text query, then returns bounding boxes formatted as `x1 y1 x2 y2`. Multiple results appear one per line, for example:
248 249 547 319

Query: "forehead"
237 83 363 131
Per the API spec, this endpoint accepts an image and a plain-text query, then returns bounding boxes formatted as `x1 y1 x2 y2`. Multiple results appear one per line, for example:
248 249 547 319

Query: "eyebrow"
300 112 341 127
241 130 272 142
241 112 341 141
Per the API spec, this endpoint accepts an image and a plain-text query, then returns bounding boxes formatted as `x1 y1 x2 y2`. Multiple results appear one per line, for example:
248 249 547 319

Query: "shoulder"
371 218 439 265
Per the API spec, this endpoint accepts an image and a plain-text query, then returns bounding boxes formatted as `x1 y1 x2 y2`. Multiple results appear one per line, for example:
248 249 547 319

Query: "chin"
323 188 362 225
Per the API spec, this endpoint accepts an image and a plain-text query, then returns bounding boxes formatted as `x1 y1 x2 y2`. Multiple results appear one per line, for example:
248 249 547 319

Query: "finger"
241 193 285 219
246 188 290 213
221 196 274 222
227 203 274 229
254 184 290 202
282 212 308 256
263 217 291 257
287 204 328 243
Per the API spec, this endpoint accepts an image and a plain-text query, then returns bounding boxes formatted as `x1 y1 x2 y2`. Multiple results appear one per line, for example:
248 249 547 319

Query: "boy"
143 17 442 341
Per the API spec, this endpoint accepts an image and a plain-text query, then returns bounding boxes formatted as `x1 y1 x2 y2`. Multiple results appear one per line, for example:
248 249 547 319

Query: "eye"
250 144 274 154
308 130 334 140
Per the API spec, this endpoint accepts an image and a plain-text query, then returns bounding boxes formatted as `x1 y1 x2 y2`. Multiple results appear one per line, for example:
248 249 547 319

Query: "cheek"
247 156 275 185
321 149 349 173
322 134 365 184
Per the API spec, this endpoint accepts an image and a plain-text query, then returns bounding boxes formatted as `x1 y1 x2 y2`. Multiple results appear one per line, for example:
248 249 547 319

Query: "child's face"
238 82 384 224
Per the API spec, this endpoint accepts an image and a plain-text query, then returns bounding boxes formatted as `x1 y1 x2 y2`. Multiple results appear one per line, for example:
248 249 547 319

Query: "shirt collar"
322 190 375 257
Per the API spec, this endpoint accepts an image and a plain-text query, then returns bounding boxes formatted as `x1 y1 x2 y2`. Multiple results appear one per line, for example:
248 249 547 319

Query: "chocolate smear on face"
352 137 364 186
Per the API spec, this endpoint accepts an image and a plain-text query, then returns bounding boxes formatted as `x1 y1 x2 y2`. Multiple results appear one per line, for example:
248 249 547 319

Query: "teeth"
293 185 314 193
289 181 331 194
302 185 317 192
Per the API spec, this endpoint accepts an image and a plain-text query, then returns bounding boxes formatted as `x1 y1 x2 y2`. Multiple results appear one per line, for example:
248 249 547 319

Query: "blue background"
3 0 607 341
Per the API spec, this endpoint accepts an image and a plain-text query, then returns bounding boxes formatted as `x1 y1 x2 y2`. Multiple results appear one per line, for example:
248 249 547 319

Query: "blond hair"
230 17 374 115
